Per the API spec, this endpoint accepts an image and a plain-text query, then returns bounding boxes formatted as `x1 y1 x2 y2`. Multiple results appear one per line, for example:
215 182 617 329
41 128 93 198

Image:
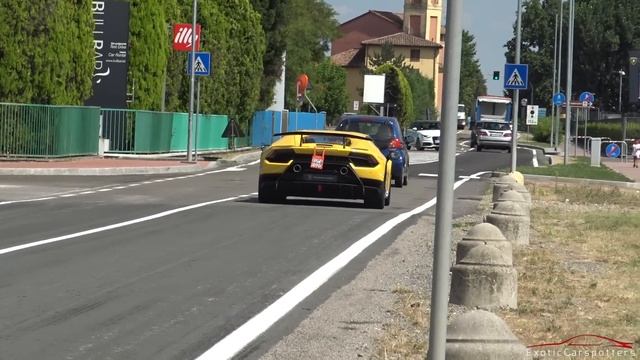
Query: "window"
410 49 420 62
409 15 421 36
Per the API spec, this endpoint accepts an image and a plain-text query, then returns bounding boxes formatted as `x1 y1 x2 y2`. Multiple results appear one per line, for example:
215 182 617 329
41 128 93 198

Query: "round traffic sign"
605 143 621 158
552 92 566 106
579 91 594 104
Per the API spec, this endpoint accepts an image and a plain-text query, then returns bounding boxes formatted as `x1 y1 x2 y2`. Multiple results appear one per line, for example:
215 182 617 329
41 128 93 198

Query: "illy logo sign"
173 24 201 51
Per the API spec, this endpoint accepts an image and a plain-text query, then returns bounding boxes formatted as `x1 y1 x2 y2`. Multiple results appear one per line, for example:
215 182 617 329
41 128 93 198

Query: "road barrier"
486 201 530 246
0 103 100 158
455 223 512 264
445 310 527 359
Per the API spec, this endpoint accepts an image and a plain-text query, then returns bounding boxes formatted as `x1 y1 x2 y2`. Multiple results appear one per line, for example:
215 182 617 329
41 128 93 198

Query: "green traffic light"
492 71 500 80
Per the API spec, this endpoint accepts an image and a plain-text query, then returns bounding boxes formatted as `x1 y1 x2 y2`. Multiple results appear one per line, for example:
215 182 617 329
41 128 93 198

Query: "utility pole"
564 0 574 165
510 0 522 173
551 14 558 148
555 0 564 150
426 0 462 358
187 0 198 163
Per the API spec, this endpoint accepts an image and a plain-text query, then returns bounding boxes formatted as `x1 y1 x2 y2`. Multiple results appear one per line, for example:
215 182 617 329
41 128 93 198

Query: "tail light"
389 138 404 150
505 132 513 137
349 153 378 167
265 149 295 163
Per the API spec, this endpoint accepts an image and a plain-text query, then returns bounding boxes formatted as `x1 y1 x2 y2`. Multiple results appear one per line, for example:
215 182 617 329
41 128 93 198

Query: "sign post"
504 61 529 172
526 105 539 125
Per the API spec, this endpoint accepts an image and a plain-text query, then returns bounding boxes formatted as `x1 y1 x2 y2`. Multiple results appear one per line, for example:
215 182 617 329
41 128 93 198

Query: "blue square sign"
504 63 528 90
187 52 211 76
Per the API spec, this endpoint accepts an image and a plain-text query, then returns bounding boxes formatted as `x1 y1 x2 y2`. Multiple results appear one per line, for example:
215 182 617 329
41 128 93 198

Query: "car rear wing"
273 131 373 148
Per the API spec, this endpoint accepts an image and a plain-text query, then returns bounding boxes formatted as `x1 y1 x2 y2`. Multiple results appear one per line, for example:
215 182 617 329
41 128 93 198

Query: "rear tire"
258 180 284 203
393 175 403 188
384 188 391 206
507 147 512 153
365 188 385 209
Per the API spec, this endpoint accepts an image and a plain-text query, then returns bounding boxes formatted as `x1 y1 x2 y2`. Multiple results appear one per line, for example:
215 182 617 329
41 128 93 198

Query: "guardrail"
0 103 100 158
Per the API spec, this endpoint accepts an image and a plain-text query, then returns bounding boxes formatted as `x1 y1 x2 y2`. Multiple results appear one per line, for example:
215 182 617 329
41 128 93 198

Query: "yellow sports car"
258 130 392 209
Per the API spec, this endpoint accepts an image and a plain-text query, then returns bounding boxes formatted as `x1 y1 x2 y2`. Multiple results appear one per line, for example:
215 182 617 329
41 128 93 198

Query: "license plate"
303 173 337 182
490 133 502 137
434 139 440 144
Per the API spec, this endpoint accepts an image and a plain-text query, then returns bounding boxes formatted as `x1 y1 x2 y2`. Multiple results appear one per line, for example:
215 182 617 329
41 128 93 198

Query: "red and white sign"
173 24 201 51
310 149 325 170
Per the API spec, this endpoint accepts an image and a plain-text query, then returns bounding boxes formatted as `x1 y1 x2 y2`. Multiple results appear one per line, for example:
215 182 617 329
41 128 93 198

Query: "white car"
406 121 441 151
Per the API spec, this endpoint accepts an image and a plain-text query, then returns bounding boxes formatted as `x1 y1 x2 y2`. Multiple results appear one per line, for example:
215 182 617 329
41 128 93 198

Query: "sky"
324 0 517 96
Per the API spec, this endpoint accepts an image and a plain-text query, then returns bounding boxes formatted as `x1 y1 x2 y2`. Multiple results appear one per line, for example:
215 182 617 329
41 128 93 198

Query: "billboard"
173 24 201 52
85 0 131 109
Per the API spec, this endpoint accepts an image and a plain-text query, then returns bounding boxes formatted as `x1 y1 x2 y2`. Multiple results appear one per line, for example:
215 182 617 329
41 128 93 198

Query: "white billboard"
363 74 386 104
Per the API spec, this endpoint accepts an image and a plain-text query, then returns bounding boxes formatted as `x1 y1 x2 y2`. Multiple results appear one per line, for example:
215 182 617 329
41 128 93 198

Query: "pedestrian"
633 139 640 168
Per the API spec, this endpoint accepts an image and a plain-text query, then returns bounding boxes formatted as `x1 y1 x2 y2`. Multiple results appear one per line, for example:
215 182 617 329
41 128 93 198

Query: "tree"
0 0 93 104
459 30 487 116
284 0 339 108
403 68 436 120
374 64 414 127
250 0 289 108
505 0 640 111
368 42 411 71
306 59 348 123
128 0 169 110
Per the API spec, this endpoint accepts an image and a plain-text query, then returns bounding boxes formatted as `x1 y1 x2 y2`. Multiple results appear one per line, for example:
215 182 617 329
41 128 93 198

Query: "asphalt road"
0 143 534 360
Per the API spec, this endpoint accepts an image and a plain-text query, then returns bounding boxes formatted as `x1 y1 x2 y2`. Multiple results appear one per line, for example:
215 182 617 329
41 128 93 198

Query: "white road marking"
0 163 255 206
197 171 490 360
0 193 257 256
418 173 439 177
531 149 539 167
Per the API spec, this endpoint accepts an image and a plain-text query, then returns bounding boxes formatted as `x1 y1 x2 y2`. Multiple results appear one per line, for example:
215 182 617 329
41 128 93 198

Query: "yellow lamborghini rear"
258 130 392 209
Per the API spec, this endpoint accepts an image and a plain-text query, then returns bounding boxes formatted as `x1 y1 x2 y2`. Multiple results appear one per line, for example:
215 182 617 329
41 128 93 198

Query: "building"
331 0 445 116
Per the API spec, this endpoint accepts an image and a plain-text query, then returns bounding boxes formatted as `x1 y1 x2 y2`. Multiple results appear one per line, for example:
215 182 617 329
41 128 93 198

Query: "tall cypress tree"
128 0 169 110
250 0 289 109
0 0 92 104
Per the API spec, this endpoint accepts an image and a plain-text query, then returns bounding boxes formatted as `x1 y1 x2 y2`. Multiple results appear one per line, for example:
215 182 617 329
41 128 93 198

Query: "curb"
0 150 262 176
524 174 640 189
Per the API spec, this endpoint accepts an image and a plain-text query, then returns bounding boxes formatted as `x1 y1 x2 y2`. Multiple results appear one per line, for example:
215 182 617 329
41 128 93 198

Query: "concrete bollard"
450 244 517 309
485 201 530 246
492 175 517 202
508 182 532 204
446 310 528 359
495 190 530 217
456 222 512 264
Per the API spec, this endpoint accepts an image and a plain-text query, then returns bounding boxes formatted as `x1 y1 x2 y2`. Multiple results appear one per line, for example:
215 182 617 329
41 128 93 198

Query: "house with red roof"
331 0 445 115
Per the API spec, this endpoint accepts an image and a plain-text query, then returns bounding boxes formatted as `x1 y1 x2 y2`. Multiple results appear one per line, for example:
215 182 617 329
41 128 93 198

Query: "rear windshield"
302 135 351 146
412 122 440 130
480 122 510 131
338 120 394 141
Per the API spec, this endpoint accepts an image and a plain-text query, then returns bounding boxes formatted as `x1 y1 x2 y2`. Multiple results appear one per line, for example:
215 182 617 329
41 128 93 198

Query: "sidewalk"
544 141 640 183
0 149 261 176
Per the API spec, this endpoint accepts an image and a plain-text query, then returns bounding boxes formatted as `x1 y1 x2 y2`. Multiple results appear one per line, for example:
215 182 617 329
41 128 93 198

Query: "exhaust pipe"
339 166 349 176
293 164 302 173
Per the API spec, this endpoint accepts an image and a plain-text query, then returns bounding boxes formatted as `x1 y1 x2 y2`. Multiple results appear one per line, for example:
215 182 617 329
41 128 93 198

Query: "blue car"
336 115 409 187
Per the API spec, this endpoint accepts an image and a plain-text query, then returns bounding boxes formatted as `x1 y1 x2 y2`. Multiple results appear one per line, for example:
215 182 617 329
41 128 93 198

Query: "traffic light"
492 71 500 80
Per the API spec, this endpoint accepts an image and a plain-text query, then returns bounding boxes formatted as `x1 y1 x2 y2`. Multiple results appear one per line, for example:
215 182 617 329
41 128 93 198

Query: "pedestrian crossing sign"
503 63 528 90
187 52 211 76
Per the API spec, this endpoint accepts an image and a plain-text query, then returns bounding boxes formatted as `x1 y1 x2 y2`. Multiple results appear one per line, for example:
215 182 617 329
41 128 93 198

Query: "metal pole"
574 105 579 157
551 14 558 147
195 78 200 161
619 71 623 114
555 0 564 149
187 0 197 162
564 0 574 164
510 0 522 172
426 0 462 358
584 107 587 156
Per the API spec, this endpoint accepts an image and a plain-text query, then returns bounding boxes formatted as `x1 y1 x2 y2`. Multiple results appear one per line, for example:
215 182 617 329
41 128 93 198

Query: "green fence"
101 109 231 154
0 103 100 158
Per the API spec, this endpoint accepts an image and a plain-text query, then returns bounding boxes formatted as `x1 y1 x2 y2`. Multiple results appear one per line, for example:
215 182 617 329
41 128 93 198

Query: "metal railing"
0 103 100 158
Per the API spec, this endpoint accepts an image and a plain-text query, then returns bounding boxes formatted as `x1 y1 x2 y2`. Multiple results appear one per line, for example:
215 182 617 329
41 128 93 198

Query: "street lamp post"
617 70 625 113
187 0 198 163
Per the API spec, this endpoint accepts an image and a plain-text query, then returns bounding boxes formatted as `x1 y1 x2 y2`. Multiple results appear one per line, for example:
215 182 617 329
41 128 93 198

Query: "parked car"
258 130 392 209
405 120 441 151
335 115 409 188
470 120 513 152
